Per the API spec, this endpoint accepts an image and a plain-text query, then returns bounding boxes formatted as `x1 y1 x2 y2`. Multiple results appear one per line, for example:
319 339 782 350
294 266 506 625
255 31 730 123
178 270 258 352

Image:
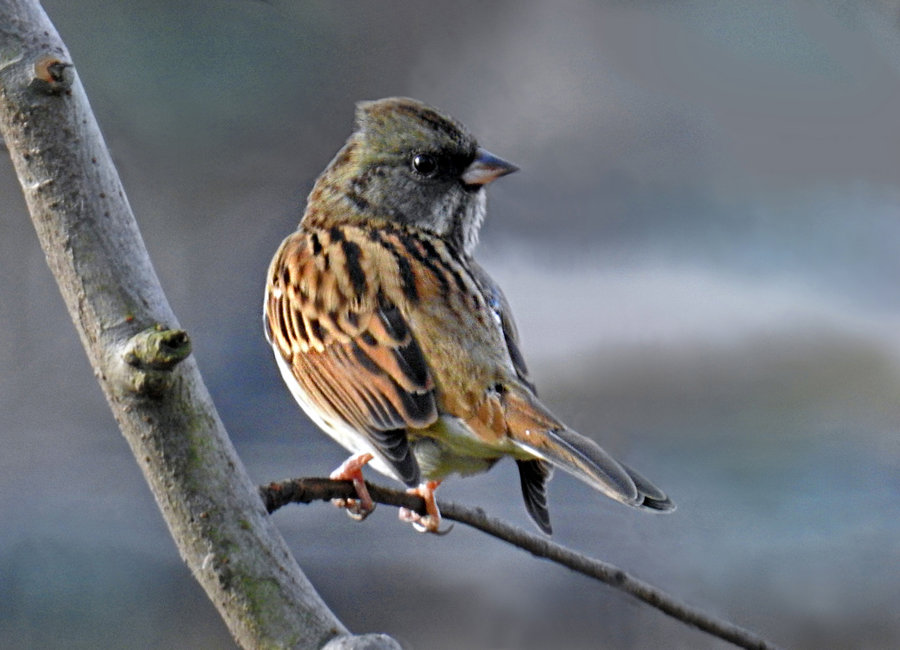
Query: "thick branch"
263 478 782 650
0 2 396 648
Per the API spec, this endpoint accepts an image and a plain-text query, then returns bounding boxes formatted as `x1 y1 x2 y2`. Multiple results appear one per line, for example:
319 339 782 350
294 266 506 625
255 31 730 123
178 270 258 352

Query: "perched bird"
264 97 673 534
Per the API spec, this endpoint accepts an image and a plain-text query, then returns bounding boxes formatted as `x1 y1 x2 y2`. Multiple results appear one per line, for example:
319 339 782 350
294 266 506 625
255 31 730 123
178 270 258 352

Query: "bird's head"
306 97 517 255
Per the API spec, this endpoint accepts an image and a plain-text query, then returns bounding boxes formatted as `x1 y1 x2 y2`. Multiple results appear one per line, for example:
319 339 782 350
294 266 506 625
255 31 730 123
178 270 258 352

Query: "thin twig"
262 477 783 650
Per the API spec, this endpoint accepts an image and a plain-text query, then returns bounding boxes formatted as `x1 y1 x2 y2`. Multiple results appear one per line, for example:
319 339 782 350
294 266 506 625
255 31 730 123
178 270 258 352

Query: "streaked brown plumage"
265 97 673 533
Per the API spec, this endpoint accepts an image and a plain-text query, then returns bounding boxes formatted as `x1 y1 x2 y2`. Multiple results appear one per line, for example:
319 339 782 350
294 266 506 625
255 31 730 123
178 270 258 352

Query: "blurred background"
2 1 900 648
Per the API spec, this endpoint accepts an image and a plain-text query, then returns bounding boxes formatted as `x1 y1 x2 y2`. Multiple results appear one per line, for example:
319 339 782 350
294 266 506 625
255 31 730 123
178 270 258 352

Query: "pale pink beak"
461 148 518 186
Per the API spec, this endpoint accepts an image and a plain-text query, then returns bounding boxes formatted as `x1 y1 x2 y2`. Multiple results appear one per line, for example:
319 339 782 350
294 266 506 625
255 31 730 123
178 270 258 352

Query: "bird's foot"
330 452 375 521
399 480 452 534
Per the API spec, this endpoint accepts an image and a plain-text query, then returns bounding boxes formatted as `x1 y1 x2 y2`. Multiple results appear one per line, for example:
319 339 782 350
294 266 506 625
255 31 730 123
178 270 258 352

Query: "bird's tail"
505 385 674 513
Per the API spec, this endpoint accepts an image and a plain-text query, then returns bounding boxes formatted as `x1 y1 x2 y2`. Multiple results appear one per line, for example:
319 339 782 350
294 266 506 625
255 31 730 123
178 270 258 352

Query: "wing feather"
466 261 554 529
265 227 439 485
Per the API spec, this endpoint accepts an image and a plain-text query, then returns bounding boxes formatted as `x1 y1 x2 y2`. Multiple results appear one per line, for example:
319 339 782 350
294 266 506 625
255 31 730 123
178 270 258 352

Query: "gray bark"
0 1 399 648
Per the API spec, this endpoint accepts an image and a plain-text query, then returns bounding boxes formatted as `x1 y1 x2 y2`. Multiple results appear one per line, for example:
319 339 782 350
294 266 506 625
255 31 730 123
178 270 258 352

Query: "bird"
264 97 674 534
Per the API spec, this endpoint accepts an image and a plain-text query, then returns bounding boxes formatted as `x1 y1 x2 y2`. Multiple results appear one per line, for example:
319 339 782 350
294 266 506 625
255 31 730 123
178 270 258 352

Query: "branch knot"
29 56 73 95
121 325 191 396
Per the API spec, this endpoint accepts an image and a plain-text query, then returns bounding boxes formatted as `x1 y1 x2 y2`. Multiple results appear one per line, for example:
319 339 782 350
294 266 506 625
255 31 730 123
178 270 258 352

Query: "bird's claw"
399 480 451 534
332 496 375 521
330 452 376 521
399 509 454 535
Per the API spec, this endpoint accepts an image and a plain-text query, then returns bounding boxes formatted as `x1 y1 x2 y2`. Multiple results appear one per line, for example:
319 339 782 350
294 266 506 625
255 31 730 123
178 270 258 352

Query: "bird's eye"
411 153 438 177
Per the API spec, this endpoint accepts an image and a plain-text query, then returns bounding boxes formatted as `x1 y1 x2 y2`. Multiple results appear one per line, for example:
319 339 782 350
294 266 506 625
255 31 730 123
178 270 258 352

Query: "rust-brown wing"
265 227 438 485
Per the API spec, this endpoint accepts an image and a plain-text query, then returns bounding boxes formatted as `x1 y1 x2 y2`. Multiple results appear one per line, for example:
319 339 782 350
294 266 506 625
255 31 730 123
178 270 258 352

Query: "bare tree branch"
0 2 397 648
263 478 783 650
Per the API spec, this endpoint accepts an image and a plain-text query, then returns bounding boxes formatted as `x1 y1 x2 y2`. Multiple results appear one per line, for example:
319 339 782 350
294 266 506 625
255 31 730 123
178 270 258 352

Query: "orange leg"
399 480 451 534
329 452 375 520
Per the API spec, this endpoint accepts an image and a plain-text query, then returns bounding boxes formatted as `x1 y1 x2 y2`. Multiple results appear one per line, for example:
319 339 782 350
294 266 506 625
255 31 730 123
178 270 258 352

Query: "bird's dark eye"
411 153 438 177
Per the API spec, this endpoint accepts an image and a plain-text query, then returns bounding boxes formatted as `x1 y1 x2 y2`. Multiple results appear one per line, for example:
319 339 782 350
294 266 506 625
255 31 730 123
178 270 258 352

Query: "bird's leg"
399 480 452 534
329 452 375 521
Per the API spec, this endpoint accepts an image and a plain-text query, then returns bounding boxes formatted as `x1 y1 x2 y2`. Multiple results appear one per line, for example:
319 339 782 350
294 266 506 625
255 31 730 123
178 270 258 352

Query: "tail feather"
505 385 674 513
619 461 675 512
517 425 641 507
516 459 553 534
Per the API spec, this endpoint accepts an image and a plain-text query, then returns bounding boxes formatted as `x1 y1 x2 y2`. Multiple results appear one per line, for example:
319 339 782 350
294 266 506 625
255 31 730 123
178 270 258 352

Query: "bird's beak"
461 148 519 186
